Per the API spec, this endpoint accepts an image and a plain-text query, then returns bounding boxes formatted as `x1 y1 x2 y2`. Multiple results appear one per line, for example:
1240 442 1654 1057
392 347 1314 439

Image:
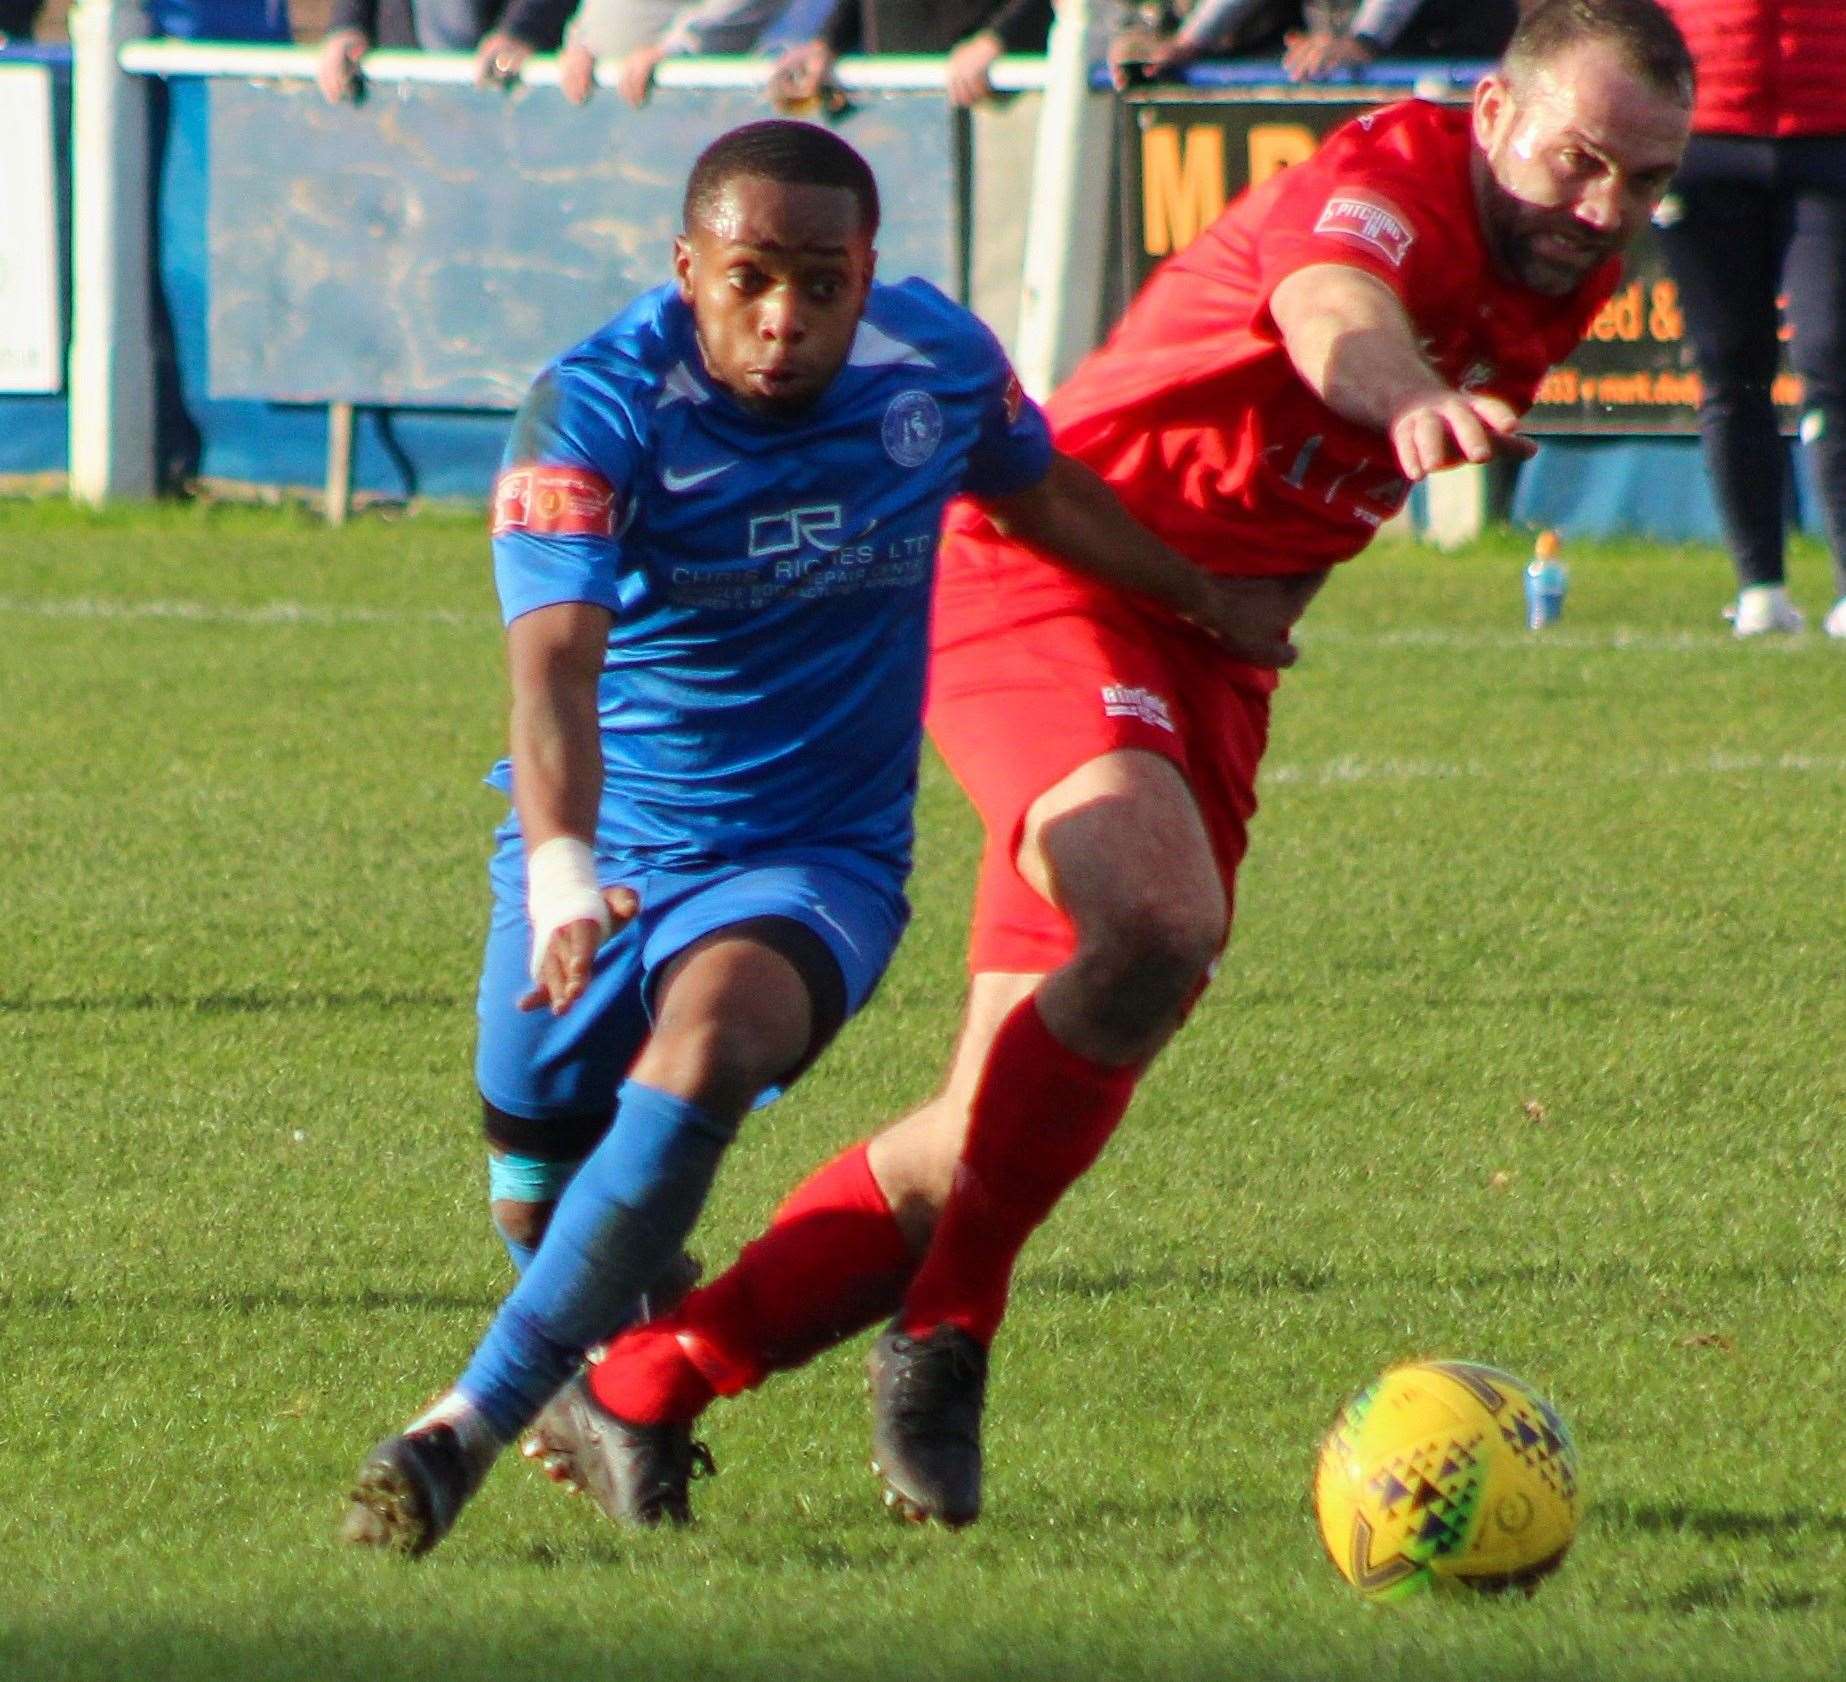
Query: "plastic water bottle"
1524 530 1568 630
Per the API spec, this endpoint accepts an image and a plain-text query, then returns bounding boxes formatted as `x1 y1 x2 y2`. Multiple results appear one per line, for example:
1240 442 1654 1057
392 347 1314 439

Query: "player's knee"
695 1012 788 1091
491 1196 553 1252
1089 884 1224 990
637 1005 806 1118
1070 891 1222 1041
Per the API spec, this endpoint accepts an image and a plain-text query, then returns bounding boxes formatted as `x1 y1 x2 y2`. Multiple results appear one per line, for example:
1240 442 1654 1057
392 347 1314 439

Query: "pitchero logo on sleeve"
1313 193 1416 268
492 466 621 537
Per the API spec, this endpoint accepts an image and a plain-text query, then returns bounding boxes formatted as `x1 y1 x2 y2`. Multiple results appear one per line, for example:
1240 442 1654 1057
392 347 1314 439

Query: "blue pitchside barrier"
3 5 1818 542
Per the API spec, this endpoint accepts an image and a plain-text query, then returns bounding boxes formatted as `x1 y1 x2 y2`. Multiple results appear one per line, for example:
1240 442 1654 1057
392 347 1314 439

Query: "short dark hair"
683 120 881 240
1502 0 1694 106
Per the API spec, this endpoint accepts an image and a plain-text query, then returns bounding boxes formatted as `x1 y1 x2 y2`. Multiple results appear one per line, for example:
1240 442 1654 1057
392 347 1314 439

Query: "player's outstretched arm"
505 601 637 1015
1269 262 1537 482
974 453 1307 669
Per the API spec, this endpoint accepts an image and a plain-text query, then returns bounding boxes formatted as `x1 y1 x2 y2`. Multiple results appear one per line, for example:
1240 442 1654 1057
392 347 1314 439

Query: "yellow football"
1312 1359 1580 1601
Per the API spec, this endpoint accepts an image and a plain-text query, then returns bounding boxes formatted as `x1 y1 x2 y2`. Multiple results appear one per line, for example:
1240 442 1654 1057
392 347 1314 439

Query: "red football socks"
589 1000 1144 1421
899 997 1140 1346
589 1140 914 1426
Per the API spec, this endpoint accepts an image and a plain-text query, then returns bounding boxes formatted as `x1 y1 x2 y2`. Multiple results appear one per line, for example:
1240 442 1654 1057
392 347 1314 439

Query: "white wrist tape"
525 835 613 981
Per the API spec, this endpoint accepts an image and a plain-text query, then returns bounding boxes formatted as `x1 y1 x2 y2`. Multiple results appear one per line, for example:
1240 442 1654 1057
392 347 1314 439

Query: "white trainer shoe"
1824 597 1846 639
1730 584 1805 637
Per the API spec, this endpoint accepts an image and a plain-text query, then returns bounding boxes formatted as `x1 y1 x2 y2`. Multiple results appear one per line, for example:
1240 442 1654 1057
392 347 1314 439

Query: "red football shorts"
926 560 1275 977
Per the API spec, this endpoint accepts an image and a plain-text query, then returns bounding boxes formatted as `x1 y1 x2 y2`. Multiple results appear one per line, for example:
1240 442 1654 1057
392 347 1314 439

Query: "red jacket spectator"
1659 0 1846 136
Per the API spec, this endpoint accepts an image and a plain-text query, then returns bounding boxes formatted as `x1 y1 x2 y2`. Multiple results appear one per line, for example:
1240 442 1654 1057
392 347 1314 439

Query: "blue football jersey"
488 277 1053 877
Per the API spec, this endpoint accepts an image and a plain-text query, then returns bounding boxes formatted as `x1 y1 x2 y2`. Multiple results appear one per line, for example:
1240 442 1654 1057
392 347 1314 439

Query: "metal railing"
65 0 1100 504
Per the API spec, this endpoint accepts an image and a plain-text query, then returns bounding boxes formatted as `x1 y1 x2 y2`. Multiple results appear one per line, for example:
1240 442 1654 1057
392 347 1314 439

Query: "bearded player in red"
533 0 1694 1529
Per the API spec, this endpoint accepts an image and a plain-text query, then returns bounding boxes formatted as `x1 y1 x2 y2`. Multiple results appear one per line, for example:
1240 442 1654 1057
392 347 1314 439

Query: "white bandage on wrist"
525 835 613 981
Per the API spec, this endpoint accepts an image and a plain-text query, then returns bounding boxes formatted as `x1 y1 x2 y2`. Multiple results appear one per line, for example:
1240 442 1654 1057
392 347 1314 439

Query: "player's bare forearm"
977 453 1211 621
1270 263 1447 432
506 602 629 1015
505 601 612 849
1269 263 1534 481
974 454 1304 668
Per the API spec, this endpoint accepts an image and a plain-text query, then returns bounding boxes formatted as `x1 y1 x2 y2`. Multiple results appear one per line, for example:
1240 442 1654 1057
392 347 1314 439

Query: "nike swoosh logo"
660 461 735 493
807 900 861 956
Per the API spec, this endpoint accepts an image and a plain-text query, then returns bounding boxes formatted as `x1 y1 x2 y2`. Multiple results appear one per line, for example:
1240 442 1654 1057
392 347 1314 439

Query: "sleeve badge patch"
1002 369 1025 425
1313 193 1416 268
491 465 620 537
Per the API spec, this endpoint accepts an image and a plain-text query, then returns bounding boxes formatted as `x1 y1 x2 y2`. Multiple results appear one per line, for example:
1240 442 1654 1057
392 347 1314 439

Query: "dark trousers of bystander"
1654 132 1846 597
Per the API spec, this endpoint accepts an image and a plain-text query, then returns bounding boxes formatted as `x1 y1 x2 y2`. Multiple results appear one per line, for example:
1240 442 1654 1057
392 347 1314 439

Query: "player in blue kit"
340 119 1295 1557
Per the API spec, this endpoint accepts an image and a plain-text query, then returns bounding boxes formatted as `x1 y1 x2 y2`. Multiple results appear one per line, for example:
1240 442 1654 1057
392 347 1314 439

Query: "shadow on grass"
0 1615 1426 1682
522 1532 862 1574
1229 979 1716 1014
0 1285 489 1316
1627 1574 1831 1616
1599 1496 1846 1542
1027 1254 1845 1302
1603 1496 1845 1616
0 986 459 1015
1030 1260 1338 1300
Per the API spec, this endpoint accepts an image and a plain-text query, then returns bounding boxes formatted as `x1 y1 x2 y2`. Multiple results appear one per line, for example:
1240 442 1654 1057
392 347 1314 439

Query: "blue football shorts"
473 820 910 1143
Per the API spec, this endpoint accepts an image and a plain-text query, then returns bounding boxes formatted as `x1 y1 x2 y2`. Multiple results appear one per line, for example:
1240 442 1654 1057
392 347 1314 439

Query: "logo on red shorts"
492 465 620 537
1314 193 1416 268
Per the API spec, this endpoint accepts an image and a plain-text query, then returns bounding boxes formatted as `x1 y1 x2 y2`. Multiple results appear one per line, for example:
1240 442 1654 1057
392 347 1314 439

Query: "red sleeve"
1249 112 1470 320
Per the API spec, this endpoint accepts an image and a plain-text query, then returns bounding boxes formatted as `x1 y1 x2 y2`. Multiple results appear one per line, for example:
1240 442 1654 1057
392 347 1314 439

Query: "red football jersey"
943 100 1618 599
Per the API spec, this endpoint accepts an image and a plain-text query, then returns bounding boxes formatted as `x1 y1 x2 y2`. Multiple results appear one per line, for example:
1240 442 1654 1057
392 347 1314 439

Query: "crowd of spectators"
1 0 1520 106
1108 0 1515 89
304 0 1518 110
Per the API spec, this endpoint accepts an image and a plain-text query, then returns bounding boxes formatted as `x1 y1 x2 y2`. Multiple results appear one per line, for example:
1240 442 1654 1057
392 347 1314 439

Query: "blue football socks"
455 1080 738 1442
496 1231 538 1274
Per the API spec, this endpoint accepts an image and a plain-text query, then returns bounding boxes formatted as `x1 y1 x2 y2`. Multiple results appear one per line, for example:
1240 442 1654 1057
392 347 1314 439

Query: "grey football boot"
521 1251 714 1527
523 1370 715 1527
866 1322 989 1528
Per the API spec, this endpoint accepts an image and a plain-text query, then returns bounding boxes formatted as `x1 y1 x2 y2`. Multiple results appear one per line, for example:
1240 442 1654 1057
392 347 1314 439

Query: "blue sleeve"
958 324 1055 500
490 364 645 628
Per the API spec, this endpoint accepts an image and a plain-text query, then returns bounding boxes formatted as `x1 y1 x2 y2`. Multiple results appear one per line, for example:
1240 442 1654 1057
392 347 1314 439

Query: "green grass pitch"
2 500 1841 1681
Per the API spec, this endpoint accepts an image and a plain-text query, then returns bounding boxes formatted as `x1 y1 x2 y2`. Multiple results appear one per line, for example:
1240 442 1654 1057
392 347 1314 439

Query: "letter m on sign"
1142 124 1226 258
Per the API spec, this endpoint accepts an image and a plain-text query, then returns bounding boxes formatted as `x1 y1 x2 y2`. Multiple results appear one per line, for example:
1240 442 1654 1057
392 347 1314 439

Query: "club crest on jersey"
492 465 619 537
1314 193 1415 268
882 390 944 468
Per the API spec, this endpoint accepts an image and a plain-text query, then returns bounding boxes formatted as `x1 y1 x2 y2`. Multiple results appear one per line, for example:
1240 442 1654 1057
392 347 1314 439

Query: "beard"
1475 168 1621 297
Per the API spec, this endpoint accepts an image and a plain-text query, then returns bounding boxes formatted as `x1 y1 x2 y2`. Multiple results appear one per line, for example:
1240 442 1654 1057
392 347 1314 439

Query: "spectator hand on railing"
766 38 842 112
475 31 535 87
559 40 597 103
945 30 1004 106
316 28 369 103
1108 25 1199 90
1281 28 1376 81
617 41 669 106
